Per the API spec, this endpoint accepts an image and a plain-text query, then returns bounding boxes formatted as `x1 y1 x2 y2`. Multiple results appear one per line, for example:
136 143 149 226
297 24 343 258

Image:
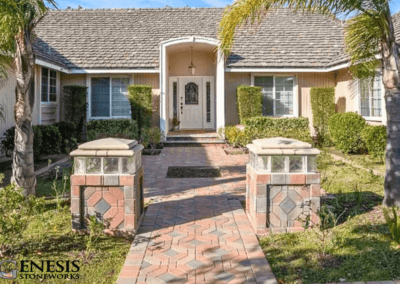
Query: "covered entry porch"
159 37 225 133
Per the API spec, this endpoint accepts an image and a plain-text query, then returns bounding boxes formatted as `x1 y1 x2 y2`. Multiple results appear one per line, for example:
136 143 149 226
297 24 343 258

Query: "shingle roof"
393 12 400 45
32 7 399 71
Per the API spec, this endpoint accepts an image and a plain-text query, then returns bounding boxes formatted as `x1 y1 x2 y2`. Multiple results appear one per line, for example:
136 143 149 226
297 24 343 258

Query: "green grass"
0 183 131 284
259 151 400 283
327 147 386 176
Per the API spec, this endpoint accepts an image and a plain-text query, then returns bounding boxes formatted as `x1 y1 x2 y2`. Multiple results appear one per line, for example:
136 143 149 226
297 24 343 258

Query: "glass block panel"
75 158 85 174
112 78 130 117
86 157 101 174
289 156 303 172
104 157 119 174
307 156 317 172
122 157 136 174
272 156 286 173
256 155 269 171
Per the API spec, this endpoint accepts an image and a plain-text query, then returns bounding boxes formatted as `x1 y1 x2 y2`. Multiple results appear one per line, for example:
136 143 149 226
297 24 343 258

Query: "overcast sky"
54 0 400 13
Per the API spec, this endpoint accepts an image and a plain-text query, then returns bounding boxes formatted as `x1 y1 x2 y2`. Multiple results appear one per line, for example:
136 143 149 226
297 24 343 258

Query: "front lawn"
326 147 385 176
0 178 131 284
259 152 400 283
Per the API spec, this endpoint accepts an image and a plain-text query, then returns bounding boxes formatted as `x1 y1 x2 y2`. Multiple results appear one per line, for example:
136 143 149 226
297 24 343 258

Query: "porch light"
188 46 196 75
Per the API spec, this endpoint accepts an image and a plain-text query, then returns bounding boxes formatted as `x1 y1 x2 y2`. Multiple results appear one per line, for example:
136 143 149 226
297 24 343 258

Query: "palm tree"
0 0 57 196
219 0 400 207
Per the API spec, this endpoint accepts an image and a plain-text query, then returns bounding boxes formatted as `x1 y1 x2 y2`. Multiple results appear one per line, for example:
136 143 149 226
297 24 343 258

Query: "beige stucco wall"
334 68 358 114
225 73 251 125
168 50 216 77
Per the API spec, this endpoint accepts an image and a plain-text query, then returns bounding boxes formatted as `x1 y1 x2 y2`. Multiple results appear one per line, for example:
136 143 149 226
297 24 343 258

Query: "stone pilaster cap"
71 138 143 157
247 137 320 155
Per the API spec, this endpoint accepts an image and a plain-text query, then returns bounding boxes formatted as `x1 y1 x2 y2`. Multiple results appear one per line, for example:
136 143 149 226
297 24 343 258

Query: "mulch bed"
166 166 221 178
222 145 248 155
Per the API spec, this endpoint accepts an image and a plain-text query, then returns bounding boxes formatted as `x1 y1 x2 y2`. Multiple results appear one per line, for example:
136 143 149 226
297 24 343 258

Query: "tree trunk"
11 29 36 196
382 7 400 207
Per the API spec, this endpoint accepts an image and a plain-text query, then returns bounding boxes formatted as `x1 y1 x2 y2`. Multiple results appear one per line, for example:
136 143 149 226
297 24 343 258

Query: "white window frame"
251 73 299 118
40 67 59 104
87 74 133 120
357 71 385 122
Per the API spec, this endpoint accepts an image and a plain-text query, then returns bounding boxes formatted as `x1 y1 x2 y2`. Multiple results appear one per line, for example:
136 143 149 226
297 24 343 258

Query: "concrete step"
164 140 225 147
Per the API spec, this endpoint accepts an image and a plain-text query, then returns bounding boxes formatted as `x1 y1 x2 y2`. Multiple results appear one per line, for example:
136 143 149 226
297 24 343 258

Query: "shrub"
87 119 139 141
36 125 62 156
53 121 78 153
237 85 262 123
310 86 335 146
63 85 87 140
328 112 367 153
224 117 312 148
141 127 164 151
1 126 43 160
127 85 152 136
361 125 387 159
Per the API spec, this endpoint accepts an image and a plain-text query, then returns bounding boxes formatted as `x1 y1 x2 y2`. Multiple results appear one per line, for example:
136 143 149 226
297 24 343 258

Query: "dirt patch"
222 145 248 155
166 166 221 178
142 149 162 156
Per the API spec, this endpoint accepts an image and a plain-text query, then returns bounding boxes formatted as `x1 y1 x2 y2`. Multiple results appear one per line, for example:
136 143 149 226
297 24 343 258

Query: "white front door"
180 78 203 129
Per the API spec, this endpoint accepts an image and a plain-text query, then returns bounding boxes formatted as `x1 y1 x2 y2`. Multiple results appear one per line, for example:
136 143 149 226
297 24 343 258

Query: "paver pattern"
116 146 278 284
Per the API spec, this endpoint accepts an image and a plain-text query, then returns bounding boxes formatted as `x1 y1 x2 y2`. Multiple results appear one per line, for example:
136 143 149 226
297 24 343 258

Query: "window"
254 76 294 116
359 72 382 118
41 67 57 102
91 77 130 118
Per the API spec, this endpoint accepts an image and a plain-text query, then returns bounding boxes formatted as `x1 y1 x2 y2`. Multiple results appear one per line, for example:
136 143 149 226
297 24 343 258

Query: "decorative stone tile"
280 198 296 214
214 272 235 282
168 231 181 237
163 249 179 257
189 240 203 246
210 230 225 237
158 273 184 283
104 175 119 186
140 261 151 269
95 199 111 215
214 248 229 256
186 259 204 269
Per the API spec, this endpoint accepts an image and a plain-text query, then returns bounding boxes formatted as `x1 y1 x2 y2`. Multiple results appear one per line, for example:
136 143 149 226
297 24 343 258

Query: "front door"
180 78 203 129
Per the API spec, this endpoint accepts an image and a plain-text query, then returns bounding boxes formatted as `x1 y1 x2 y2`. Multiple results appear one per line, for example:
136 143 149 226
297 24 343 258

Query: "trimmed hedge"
53 121 77 153
225 116 312 148
1 125 60 160
87 119 139 141
328 112 367 153
237 85 262 123
361 125 387 159
310 86 335 145
128 85 152 136
63 85 87 140
242 116 309 131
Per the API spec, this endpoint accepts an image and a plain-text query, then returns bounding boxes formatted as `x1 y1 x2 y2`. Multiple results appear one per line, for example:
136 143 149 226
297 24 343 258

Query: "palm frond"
345 10 385 78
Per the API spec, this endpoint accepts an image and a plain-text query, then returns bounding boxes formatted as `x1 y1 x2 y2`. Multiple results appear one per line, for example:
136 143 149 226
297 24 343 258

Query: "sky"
55 0 400 13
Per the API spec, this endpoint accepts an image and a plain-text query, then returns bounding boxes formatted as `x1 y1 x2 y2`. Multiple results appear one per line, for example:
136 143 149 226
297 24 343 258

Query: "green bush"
141 126 164 150
224 117 312 148
54 121 78 153
310 86 335 146
361 125 387 159
383 206 400 245
328 112 367 153
237 85 262 123
87 119 139 141
63 85 87 140
127 85 152 136
1 126 43 160
36 125 62 156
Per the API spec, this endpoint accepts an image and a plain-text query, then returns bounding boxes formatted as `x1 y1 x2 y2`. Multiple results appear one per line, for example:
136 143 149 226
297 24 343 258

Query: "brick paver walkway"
116 146 278 284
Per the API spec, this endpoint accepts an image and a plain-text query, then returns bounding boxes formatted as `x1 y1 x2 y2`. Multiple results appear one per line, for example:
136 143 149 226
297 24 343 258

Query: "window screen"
360 73 382 118
91 78 110 117
112 78 130 117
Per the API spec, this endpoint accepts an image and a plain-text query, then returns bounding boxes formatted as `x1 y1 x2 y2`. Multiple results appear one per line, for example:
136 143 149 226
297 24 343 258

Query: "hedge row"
1 122 78 160
87 119 139 141
237 85 262 123
225 116 312 148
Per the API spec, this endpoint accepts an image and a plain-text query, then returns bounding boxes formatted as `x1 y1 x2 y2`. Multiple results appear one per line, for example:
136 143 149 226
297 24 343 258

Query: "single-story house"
1 7 399 139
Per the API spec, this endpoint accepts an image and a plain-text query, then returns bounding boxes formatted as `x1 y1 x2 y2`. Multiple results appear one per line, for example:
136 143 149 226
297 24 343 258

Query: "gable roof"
393 12 400 45
32 7 399 72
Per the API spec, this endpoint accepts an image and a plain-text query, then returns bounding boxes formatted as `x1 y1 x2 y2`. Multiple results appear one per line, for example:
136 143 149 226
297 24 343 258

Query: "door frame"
169 76 215 130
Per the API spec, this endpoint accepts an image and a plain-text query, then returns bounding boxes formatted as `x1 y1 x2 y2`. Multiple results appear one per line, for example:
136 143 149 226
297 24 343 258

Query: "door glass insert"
185 82 198 105
206 82 211 122
173 82 178 119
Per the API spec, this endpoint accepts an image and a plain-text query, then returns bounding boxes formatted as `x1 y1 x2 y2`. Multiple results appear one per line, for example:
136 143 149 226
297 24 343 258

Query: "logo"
0 260 18 279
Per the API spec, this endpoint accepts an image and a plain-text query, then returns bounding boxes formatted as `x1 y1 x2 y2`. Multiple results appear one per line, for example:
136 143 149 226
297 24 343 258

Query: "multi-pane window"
41 68 57 102
254 76 294 116
91 77 130 118
359 73 382 118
